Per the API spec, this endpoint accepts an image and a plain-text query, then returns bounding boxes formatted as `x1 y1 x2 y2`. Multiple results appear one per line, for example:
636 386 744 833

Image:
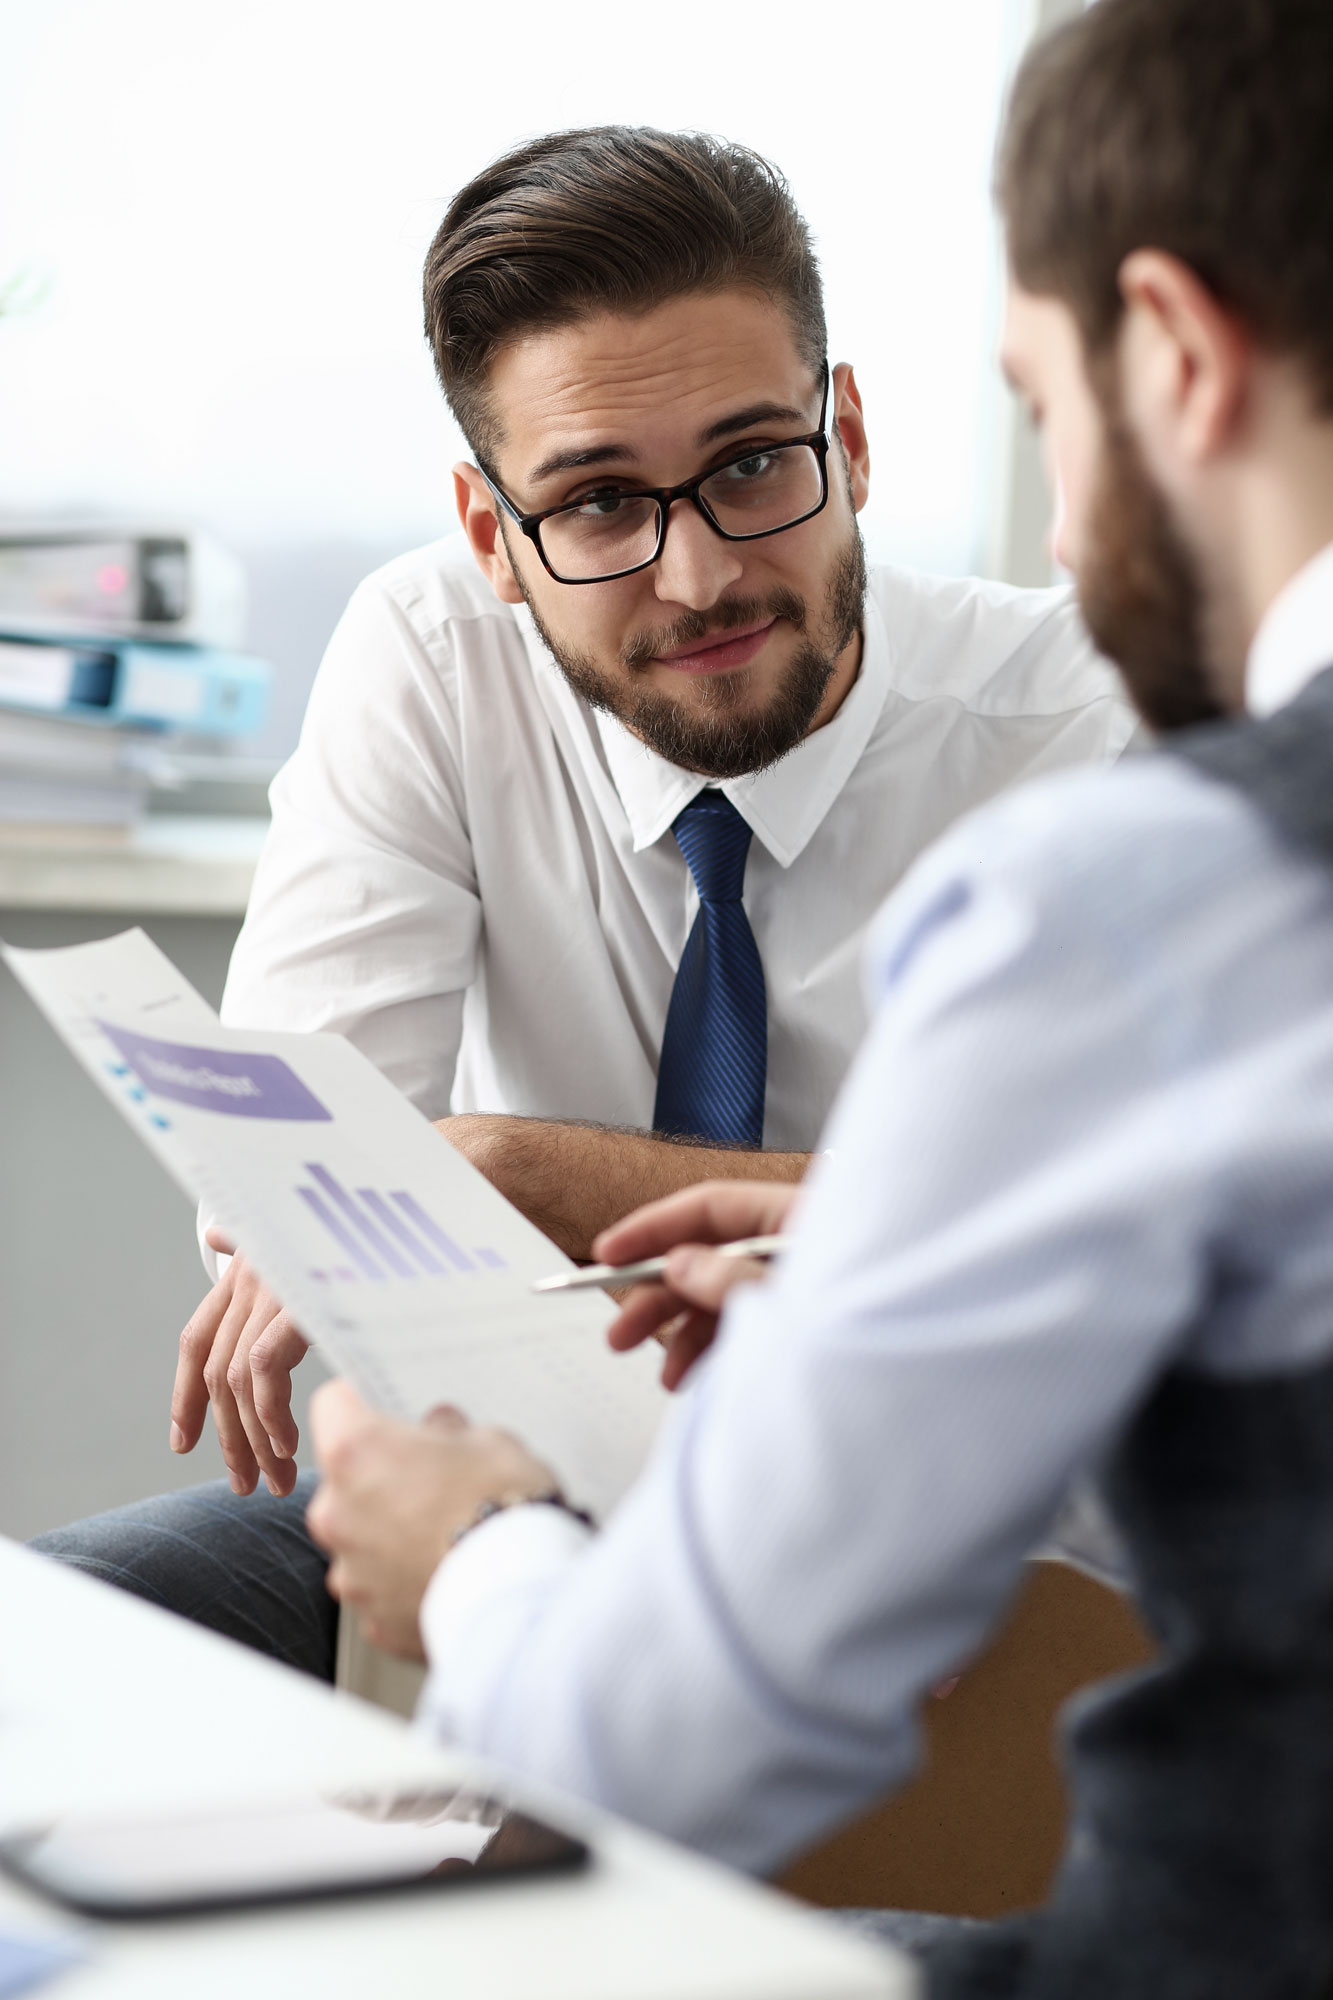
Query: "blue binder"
0 631 270 738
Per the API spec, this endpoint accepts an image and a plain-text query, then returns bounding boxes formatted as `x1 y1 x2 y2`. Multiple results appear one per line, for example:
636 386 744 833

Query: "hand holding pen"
563 1180 800 1392
532 1234 789 1293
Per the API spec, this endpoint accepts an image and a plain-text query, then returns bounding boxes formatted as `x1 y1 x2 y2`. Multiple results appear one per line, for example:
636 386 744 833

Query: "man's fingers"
225 1300 298 1497
169 1347 211 1458
310 1378 372 1468
305 1477 347 1559
593 1179 794 1267
202 1288 266 1494
171 1270 237 1455
423 1404 469 1434
660 1309 719 1392
605 1280 692 1352
205 1373 260 1495
248 1317 310 1461
664 1246 767 1313
606 1244 768 1386
204 1225 237 1256
320 1546 350 1596
605 1247 765 1358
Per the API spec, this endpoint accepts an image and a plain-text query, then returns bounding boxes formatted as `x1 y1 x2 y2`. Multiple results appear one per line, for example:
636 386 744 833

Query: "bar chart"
295 1162 509 1285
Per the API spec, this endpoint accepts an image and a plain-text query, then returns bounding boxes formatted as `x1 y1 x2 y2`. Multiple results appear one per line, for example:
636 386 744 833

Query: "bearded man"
306 5 1333 1993
34 124 1130 1675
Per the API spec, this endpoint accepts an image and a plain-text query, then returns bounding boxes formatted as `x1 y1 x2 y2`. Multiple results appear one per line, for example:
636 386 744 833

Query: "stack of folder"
0 528 271 829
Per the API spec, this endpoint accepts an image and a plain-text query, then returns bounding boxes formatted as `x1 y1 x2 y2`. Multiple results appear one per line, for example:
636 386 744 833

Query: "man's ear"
453 463 525 605
831 364 871 512
1117 250 1252 467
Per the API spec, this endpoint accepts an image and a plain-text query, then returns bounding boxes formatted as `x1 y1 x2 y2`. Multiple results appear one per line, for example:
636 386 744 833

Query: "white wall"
0 0 1025 596
983 0 1086 585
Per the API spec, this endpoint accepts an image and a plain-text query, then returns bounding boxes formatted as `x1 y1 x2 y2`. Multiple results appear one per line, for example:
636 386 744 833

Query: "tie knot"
672 791 753 904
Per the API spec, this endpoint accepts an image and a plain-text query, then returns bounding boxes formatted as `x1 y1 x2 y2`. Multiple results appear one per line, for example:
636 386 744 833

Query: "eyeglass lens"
538 443 825 582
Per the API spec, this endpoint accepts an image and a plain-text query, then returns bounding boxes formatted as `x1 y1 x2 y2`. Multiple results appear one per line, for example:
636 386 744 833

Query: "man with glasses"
478 362 835 593
300 8 1333 1982
35 127 1132 1674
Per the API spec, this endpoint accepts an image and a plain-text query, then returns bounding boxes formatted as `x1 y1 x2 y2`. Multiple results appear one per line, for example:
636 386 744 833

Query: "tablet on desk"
0 1783 590 1920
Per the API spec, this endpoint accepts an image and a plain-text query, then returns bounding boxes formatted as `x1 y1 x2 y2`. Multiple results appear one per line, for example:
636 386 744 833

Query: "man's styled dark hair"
422 127 827 461
997 0 1333 410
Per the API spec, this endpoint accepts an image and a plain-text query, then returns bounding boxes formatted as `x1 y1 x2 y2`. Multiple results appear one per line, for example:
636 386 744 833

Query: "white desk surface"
0 815 269 916
0 1539 913 2000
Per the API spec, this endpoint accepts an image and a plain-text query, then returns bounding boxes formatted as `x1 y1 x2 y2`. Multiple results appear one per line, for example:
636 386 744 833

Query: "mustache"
621 589 807 672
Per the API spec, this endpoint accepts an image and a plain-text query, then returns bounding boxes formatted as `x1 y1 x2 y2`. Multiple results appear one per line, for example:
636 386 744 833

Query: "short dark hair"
997 0 1333 410
422 127 827 461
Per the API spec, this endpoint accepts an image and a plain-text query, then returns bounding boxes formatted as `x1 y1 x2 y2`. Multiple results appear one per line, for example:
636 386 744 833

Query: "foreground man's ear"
1116 250 1252 473
831 363 872 513
454 462 525 604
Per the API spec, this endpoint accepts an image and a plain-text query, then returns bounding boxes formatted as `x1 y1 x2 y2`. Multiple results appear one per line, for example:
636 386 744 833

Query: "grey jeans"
29 1474 337 1681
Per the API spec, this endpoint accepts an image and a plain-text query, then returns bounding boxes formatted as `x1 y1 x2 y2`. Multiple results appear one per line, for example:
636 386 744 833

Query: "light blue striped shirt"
421 587 1333 1875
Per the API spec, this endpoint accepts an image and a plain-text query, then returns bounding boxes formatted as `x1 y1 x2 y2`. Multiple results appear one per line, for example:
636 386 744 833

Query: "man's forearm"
435 1115 809 1262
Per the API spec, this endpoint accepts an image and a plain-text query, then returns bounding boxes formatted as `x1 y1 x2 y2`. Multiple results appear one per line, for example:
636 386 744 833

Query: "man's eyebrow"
529 443 641 483
696 400 809 446
526 398 813 487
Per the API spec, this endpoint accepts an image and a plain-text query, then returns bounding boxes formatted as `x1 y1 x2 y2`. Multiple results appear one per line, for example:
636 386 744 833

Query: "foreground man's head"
423 129 869 779
998 0 1333 731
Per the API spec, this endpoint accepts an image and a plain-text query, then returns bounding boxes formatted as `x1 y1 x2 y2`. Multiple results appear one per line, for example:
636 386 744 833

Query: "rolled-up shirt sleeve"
416 782 1217 1875
221 576 481 1117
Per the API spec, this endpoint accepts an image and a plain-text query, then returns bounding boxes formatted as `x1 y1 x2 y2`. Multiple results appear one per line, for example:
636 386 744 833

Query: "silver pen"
531 1233 790 1294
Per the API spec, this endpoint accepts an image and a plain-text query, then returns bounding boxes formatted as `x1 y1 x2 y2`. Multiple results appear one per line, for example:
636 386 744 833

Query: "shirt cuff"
419 1502 595 1668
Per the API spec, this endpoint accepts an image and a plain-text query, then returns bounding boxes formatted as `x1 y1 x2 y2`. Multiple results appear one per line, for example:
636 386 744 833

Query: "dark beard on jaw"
1078 383 1227 735
514 527 868 780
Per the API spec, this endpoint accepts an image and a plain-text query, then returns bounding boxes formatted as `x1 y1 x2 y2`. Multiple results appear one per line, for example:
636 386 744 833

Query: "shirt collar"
1246 538 1333 717
591 591 892 867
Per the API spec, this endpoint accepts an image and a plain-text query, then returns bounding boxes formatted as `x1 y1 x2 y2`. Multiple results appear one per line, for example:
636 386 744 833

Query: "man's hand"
171 1229 310 1498
307 1381 558 1660
436 1114 809 1264
597 1179 802 1390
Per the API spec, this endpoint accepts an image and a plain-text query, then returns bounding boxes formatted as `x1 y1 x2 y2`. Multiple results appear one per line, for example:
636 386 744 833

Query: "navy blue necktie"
654 791 767 1146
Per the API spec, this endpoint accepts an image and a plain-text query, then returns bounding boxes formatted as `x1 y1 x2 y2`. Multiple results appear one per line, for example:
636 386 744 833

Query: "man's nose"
653 499 745 610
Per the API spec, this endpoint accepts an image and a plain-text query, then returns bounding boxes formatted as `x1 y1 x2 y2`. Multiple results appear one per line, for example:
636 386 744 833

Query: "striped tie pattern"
653 791 767 1147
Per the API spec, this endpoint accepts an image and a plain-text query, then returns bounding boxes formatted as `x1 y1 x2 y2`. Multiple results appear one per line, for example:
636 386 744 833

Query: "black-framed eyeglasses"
478 361 833 585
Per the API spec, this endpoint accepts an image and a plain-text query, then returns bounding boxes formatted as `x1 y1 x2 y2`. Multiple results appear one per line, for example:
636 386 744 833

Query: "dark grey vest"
929 666 1333 2000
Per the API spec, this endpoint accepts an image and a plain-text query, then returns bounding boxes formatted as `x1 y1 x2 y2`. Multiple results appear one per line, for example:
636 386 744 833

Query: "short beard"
512 524 867 780
1079 364 1226 734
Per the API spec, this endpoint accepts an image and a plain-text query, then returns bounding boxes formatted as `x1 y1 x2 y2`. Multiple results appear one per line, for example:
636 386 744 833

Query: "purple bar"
390 1192 474 1272
474 1247 506 1271
305 1164 416 1279
296 1186 385 1282
357 1188 446 1277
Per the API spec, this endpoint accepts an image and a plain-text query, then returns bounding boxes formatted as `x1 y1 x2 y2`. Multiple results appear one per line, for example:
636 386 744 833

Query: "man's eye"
717 452 777 483
575 488 633 516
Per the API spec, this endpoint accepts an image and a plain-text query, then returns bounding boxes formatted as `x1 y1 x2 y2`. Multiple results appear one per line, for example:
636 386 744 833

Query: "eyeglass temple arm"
476 462 537 534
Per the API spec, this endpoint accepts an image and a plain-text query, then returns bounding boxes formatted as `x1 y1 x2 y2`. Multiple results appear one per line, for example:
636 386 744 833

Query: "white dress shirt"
417 543 1333 1874
1247 537 1333 717
220 537 1133 1157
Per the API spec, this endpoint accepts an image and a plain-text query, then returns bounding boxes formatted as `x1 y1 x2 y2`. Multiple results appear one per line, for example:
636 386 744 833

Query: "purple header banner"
97 1022 332 1122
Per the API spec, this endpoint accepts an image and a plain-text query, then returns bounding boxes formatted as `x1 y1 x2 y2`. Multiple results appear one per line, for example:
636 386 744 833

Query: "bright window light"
0 2 1027 564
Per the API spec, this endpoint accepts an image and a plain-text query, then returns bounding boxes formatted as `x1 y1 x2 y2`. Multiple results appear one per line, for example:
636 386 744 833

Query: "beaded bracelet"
451 1488 597 1547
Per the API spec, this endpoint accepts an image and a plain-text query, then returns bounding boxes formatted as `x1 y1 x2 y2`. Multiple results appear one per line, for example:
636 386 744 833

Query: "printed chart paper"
2 928 666 1515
